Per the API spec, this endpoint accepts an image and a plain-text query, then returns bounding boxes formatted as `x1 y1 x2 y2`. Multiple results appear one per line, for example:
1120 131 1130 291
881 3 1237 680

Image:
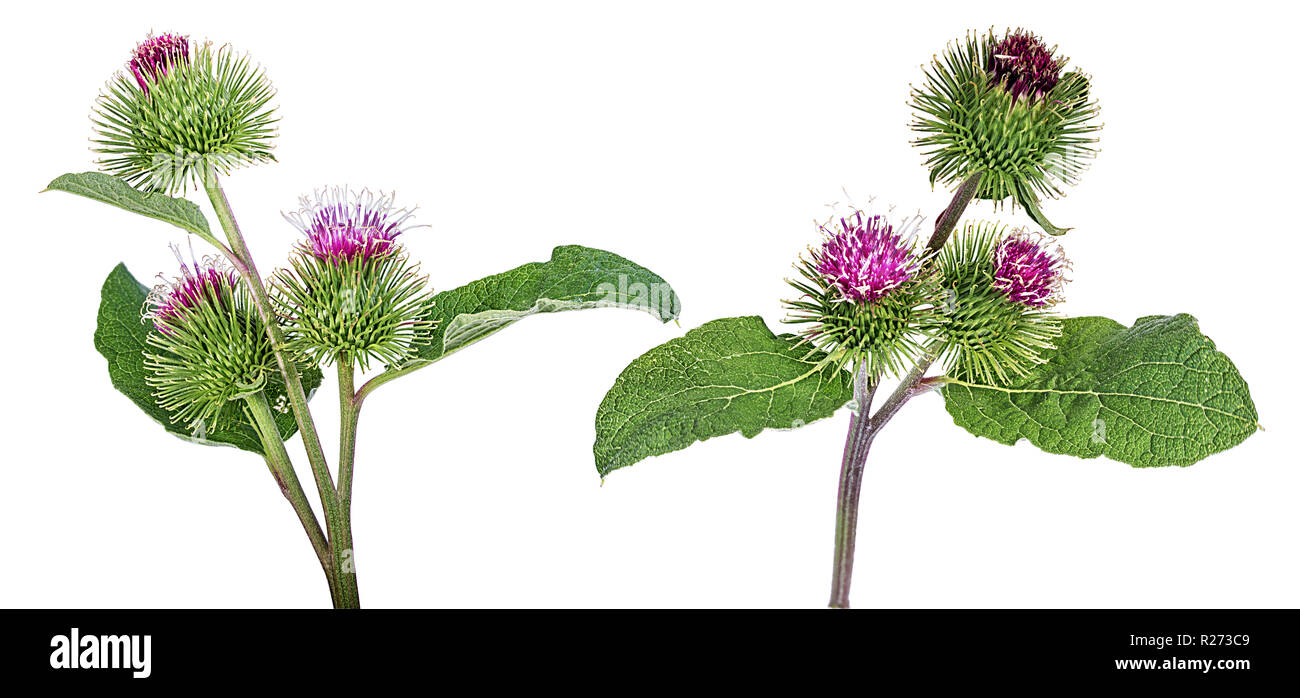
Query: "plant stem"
925 172 983 256
338 358 359 506
334 355 360 606
827 352 938 609
203 175 332 485
828 365 877 609
826 172 982 608
244 391 339 606
872 352 938 430
203 171 357 608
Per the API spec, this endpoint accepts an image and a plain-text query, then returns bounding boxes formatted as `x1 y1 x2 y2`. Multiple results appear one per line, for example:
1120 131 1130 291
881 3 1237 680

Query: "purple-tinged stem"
828 353 935 608
828 172 981 608
926 172 983 257
829 365 877 608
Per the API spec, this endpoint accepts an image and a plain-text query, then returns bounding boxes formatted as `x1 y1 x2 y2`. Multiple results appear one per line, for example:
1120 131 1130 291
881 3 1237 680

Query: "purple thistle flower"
129 33 190 93
813 212 920 304
992 231 1067 307
284 187 419 264
146 252 239 334
988 31 1062 103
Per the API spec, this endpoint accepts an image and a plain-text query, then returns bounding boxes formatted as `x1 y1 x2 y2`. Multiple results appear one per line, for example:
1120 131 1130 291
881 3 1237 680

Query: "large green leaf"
95 264 321 455
410 245 681 364
45 172 218 247
594 316 855 477
943 314 1259 467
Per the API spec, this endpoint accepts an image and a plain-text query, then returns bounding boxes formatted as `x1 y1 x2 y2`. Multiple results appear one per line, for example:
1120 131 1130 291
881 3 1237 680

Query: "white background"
2 1 1296 608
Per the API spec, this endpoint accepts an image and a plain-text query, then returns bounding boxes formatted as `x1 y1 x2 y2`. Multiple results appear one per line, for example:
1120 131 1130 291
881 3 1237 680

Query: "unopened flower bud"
93 34 277 193
910 29 1100 234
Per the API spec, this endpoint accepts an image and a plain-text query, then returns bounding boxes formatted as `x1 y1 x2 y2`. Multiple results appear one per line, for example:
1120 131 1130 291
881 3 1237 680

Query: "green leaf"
1015 184 1072 236
94 264 321 455
411 245 681 364
45 172 219 247
594 316 855 477
942 314 1259 467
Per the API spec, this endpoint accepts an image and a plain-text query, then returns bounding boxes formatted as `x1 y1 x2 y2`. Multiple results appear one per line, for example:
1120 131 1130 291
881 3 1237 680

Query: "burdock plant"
594 28 1259 608
47 33 681 607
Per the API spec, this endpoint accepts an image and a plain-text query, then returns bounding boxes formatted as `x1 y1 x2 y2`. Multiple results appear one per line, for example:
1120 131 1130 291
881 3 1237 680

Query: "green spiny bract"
930 222 1064 385
910 29 1100 233
92 37 278 194
784 212 940 378
786 272 934 377
273 249 434 372
143 256 278 432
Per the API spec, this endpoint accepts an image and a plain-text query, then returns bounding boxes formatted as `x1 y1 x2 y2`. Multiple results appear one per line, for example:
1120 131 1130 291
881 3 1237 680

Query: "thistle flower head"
988 31 1062 103
143 248 278 430
993 231 1067 307
129 33 190 93
274 188 435 371
930 222 1066 385
785 208 937 377
910 29 1100 232
93 36 278 193
812 212 921 304
284 187 419 264
145 254 238 334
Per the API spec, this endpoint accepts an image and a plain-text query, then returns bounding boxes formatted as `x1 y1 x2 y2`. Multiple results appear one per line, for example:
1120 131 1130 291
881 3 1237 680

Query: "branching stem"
827 172 981 608
245 392 339 606
354 359 430 409
829 365 877 609
204 170 358 608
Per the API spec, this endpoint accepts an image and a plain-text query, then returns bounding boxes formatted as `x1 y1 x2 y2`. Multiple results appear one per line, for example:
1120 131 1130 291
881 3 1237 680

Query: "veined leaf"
410 245 680 364
594 316 855 477
95 264 320 455
46 172 218 247
943 314 1259 467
